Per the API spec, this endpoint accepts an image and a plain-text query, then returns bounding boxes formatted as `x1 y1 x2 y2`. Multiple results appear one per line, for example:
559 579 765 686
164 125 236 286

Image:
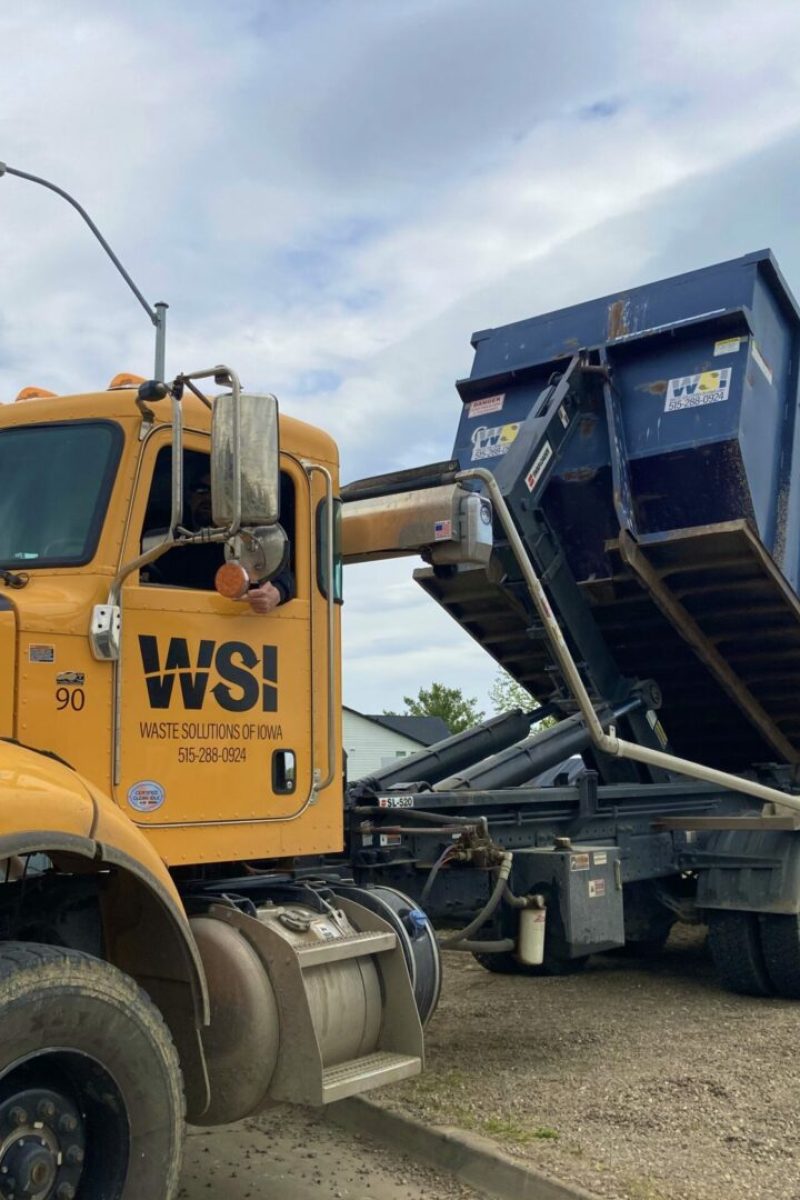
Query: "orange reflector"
215 561 250 601
15 386 57 402
107 372 146 390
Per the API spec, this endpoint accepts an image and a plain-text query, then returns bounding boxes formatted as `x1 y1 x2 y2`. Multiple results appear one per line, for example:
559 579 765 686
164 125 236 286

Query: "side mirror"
211 393 280 527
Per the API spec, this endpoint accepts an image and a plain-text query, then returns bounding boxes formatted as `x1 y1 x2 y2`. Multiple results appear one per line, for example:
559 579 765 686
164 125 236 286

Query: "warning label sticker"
665 368 731 412
524 441 553 492
467 393 505 418
470 422 520 461
570 852 591 872
588 878 606 899
714 337 744 356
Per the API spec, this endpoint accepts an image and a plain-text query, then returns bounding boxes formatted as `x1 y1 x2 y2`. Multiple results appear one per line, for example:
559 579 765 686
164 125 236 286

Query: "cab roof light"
108 372 146 391
15 386 58 402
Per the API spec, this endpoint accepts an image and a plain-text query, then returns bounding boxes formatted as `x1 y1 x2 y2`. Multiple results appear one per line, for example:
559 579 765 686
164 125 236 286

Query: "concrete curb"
326 1097 597 1200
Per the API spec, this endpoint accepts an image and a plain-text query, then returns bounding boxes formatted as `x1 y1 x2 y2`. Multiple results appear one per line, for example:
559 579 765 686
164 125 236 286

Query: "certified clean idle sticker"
664 368 731 412
127 780 166 813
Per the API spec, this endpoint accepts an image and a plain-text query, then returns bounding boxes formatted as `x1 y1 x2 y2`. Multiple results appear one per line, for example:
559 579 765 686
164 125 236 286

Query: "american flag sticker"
434 519 452 540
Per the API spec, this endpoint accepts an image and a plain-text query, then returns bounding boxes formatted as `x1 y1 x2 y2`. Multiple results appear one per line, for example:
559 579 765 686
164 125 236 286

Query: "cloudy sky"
2 0 799 715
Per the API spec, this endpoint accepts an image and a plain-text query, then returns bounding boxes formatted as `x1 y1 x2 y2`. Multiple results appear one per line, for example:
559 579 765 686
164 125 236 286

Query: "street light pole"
0 161 169 381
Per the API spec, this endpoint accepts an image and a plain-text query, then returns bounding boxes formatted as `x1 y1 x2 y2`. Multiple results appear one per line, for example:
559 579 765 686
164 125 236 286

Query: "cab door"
114 434 314 852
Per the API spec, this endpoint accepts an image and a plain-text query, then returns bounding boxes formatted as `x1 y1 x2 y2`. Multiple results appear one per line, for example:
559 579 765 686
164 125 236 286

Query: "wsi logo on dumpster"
664 368 732 412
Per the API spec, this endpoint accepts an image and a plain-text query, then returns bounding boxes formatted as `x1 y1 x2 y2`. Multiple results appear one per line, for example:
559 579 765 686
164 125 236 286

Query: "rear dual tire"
759 913 800 999
707 910 773 996
708 909 800 999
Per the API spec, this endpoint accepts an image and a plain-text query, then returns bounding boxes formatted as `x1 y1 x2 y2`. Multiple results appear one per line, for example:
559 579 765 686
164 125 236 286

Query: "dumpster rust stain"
775 481 789 566
638 380 668 395
563 466 598 482
608 297 631 340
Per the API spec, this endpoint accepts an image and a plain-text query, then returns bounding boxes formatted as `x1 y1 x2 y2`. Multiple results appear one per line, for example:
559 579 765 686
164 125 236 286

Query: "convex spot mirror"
211 392 280 527
224 524 289 585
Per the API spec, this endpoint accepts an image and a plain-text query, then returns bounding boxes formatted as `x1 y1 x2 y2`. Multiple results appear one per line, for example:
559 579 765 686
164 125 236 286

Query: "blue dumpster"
452 250 800 591
418 252 800 770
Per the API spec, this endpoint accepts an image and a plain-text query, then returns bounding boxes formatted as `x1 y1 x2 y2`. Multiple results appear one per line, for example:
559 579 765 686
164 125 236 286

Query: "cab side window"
140 447 296 593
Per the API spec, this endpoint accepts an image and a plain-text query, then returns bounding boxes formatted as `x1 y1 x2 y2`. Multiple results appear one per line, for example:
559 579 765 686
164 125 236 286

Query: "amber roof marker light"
0 161 169 381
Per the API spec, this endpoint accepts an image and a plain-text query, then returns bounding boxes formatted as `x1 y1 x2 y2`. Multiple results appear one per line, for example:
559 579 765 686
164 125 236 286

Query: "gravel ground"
375 926 800 1200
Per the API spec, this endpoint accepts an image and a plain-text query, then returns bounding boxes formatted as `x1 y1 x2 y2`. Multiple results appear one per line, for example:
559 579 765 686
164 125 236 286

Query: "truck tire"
759 913 800 998
707 910 774 997
0 941 184 1200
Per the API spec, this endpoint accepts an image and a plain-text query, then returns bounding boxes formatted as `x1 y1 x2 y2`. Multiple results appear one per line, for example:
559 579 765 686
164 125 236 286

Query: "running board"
295 930 396 968
322 1052 421 1103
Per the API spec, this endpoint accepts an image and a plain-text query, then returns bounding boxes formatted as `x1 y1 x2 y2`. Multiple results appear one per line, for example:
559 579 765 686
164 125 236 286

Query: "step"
321 1052 422 1103
295 929 396 968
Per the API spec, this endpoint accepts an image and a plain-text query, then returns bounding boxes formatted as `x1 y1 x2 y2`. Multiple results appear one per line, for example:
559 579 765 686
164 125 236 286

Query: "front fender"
0 739 211 1117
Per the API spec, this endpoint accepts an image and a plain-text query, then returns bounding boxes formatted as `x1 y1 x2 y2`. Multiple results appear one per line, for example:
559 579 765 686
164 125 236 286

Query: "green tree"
488 669 556 727
488 669 536 714
388 682 485 735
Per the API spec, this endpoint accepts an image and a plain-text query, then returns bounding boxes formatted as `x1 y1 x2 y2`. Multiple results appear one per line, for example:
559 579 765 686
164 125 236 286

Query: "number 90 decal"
56 686 85 711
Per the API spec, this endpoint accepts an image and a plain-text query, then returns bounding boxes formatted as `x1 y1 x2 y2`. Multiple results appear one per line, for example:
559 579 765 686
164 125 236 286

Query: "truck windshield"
0 420 122 567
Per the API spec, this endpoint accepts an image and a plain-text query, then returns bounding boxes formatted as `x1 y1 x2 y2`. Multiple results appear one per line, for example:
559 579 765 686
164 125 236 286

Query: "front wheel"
0 942 184 1200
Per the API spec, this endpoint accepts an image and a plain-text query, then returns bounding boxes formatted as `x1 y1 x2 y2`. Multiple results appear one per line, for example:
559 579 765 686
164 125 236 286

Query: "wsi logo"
665 368 732 413
138 636 278 713
470 422 520 462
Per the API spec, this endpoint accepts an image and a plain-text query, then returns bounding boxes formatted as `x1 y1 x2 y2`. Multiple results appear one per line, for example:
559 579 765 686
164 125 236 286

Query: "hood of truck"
0 595 17 737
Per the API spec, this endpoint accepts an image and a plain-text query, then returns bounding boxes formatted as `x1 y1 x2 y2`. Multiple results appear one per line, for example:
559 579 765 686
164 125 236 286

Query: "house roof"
344 707 450 746
369 713 451 745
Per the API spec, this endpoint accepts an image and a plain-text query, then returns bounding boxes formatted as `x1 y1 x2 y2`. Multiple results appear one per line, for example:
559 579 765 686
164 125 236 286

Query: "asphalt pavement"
179 1104 478 1200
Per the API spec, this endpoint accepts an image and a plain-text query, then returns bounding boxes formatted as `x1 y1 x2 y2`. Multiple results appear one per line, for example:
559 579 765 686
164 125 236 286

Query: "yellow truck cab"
0 371 437 1200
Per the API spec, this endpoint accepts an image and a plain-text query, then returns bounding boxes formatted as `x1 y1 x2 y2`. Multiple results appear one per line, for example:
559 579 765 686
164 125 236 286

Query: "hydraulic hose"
443 938 516 954
438 851 513 948
354 808 488 830
502 883 529 909
420 845 455 909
